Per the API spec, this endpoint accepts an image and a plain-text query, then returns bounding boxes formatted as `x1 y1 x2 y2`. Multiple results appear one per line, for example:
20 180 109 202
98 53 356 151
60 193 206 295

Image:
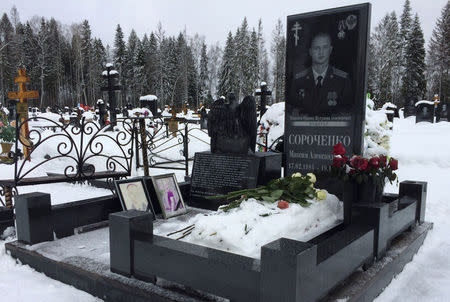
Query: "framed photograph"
114 177 155 218
150 173 187 219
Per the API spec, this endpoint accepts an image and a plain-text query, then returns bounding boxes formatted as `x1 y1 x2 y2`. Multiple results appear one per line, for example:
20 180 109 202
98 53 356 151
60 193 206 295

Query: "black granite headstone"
140 96 158 116
415 102 434 123
403 99 416 118
189 152 282 209
14 192 53 245
436 103 449 122
284 4 370 183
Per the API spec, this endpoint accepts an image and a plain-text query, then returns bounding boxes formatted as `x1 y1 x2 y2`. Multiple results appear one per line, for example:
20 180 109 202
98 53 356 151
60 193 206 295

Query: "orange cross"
7 69 39 160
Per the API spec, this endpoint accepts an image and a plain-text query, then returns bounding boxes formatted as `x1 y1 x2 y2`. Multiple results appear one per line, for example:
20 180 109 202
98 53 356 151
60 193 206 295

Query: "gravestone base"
4 220 432 302
189 151 282 210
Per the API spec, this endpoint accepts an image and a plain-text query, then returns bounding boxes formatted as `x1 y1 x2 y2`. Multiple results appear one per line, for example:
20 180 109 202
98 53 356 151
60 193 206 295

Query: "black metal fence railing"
0 116 136 207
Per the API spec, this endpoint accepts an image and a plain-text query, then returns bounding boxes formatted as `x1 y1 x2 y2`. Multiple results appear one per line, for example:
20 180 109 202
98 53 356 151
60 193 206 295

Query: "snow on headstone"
105 62 113 68
139 95 158 101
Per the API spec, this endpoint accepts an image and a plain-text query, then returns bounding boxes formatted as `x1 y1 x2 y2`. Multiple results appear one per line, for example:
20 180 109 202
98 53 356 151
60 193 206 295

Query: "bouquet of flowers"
0 112 16 143
208 173 327 212
331 143 398 188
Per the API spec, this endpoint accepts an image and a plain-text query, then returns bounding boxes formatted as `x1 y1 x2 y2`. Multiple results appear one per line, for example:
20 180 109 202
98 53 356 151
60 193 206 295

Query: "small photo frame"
115 177 155 218
151 173 187 219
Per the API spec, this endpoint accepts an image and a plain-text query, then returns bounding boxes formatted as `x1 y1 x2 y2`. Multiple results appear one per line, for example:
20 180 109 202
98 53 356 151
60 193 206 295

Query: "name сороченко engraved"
288 134 351 146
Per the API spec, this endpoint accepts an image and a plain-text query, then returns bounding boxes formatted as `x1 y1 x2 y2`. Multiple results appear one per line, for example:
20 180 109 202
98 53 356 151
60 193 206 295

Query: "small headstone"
436 103 449 122
139 95 158 116
403 99 416 118
415 101 434 123
200 107 208 129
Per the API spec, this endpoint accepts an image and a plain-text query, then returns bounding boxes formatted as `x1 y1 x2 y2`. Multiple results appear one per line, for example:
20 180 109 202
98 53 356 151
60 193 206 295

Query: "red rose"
349 169 356 174
350 156 369 171
379 155 387 167
350 156 359 168
332 156 347 168
332 143 346 156
359 158 369 171
389 158 398 170
278 200 289 209
369 157 379 168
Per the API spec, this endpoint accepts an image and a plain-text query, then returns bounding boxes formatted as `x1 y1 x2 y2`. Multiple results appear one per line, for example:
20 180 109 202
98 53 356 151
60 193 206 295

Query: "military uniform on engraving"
294 66 352 114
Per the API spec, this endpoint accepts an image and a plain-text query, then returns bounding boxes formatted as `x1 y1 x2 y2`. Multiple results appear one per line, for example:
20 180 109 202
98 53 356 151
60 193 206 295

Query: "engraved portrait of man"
293 32 352 115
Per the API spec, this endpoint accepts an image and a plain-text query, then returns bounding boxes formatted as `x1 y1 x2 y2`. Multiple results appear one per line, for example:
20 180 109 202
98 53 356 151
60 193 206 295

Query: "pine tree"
234 18 250 99
369 12 401 107
0 13 16 103
217 31 236 97
124 29 139 104
91 38 106 103
426 1 449 103
198 42 209 104
271 19 286 103
80 20 92 105
145 32 158 96
257 19 270 85
206 42 222 101
246 29 259 95
36 18 51 107
402 13 426 101
113 24 126 106
399 0 412 89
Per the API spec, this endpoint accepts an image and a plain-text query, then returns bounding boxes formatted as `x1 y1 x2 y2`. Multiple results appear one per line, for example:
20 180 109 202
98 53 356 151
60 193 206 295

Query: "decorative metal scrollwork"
13 116 136 185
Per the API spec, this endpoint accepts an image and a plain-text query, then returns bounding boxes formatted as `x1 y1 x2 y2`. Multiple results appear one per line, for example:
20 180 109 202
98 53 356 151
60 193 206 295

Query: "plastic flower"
316 190 327 200
307 173 316 183
291 172 302 178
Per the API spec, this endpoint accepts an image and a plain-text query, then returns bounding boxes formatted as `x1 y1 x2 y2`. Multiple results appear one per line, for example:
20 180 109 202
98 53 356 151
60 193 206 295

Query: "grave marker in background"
436 103 449 122
101 64 121 128
7 69 39 160
415 101 434 123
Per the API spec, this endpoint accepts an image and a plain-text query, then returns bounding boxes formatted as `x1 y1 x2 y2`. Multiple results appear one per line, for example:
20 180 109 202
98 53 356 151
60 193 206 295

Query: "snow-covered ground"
1 116 450 301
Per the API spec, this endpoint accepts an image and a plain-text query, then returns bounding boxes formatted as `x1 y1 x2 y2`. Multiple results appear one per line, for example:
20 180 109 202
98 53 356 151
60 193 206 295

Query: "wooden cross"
182 103 188 115
7 69 39 160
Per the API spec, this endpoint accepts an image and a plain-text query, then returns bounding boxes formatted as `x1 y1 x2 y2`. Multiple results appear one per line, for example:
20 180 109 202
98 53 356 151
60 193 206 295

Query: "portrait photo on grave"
284 4 370 177
150 173 187 219
114 177 155 218
286 5 368 116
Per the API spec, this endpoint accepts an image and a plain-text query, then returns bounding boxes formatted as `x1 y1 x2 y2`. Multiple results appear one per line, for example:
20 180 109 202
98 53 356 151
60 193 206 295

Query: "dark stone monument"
190 93 282 209
208 93 256 154
255 81 272 120
139 95 158 116
96 99 107 127
436 102 449 122
284 4 370 195
415 101 434 123
403 99 416 118
384 104 398 123
199 106 208 129
14 192 53 245
122 106 129 118
101 64 121 128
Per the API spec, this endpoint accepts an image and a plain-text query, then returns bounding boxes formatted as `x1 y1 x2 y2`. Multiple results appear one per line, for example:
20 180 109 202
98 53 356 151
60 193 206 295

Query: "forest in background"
0 0 448 110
